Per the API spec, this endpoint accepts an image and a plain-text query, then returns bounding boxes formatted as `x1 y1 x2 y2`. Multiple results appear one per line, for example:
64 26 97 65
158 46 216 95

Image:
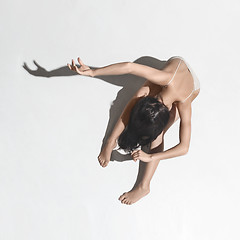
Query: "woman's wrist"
149 153 161 162
91 69 96 77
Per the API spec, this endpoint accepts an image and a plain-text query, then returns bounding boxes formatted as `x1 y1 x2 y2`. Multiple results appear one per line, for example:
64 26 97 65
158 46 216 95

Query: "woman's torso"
148 56 200 110
113 57 200 154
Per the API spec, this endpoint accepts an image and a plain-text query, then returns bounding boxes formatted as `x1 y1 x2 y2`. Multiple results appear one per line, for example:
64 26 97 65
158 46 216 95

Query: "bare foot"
118 184 150 205
98 141 117 168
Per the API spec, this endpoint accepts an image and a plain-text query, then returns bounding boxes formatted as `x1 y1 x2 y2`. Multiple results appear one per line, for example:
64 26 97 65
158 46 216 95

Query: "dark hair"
118 96 170 152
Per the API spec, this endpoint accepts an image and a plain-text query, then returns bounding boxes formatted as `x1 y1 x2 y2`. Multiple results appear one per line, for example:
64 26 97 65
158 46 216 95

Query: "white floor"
1 0 240 239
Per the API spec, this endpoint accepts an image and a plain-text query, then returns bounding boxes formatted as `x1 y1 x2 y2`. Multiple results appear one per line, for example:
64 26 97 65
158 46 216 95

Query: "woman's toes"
98 157 104 166
119 193 126 201
103 161 107 167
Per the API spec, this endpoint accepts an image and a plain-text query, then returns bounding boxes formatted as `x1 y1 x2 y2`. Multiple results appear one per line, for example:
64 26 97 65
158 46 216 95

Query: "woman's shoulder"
167 56 185 62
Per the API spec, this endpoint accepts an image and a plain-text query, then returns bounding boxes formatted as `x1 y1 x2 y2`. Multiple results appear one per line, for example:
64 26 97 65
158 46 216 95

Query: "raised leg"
119 103 179 205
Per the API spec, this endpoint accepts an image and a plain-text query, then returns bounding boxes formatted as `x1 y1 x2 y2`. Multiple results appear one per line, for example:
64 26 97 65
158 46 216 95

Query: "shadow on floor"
23 56 167 162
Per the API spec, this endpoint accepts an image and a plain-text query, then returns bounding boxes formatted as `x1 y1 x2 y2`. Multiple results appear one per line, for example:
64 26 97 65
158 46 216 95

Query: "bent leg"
132 103 180 188
119 104 179 204
131 132 164 189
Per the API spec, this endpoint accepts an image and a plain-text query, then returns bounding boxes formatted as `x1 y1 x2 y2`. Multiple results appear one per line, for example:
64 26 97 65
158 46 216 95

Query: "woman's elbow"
183 147 189 155
180 144 189 156
126 62 133 74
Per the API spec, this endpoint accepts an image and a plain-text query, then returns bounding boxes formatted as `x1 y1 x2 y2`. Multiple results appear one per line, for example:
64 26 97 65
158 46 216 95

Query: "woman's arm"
68 57 171 85
92 62 131 77
151 102 192 161
68 58 131 77
131 102 192 162
129 62 171 85
93 62 171 85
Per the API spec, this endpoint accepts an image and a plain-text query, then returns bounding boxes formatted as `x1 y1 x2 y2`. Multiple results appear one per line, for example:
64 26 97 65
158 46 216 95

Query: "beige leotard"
166 56 200 103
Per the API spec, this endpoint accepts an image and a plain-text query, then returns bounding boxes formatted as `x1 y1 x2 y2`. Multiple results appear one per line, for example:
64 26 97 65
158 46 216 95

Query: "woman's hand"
67 57 93 77
131 150 152 162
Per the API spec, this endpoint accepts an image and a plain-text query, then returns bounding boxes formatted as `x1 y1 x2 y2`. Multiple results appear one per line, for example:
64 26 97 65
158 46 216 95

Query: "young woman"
67 56 200 205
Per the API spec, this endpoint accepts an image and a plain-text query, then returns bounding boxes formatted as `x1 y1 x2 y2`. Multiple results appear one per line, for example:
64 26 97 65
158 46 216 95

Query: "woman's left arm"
132 102 192 162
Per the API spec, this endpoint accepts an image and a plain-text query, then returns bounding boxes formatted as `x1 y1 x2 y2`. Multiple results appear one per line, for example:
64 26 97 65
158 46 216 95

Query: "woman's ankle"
106 139 117 149
138 181 150 190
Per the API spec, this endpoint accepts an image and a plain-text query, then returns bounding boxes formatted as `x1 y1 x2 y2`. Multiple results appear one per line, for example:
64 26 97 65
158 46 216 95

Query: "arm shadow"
23 56 167 162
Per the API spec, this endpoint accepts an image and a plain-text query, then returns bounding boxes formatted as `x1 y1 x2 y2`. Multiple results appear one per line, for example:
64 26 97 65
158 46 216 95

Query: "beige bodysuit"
166 56 200 103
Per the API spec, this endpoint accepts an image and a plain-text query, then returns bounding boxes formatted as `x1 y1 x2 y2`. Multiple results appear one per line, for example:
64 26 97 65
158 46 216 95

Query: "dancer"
67 56 200 205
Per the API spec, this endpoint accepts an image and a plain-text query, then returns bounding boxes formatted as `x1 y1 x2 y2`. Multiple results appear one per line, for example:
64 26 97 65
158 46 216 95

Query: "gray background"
1 0 239 239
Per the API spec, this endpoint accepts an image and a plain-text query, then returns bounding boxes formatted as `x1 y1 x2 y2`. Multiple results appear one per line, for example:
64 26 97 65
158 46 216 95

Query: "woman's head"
118 96 170 152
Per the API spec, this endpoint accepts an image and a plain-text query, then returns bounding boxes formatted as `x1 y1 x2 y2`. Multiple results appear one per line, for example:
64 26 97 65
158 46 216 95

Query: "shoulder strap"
180 90 194 103
167 60 182 85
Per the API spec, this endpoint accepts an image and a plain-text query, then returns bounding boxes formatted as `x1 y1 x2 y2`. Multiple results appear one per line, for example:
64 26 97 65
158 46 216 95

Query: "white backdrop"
1 0 240 239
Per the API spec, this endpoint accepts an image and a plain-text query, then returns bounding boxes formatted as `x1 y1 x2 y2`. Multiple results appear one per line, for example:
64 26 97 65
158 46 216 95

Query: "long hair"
118 96 170 152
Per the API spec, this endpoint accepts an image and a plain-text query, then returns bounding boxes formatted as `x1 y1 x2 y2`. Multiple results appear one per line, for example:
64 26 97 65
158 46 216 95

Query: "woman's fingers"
72 59 75 67
131 150 138 155
68 58 89 75
67 61 75 71
131 150 139 156
132 153 138 158
78 57 90 71
131 152 137 158
131 150 140 161
71 59 82 73
77 57 84 66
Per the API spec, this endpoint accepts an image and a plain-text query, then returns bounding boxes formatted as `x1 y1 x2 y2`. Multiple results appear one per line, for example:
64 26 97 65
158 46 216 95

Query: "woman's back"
156 56 200 105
